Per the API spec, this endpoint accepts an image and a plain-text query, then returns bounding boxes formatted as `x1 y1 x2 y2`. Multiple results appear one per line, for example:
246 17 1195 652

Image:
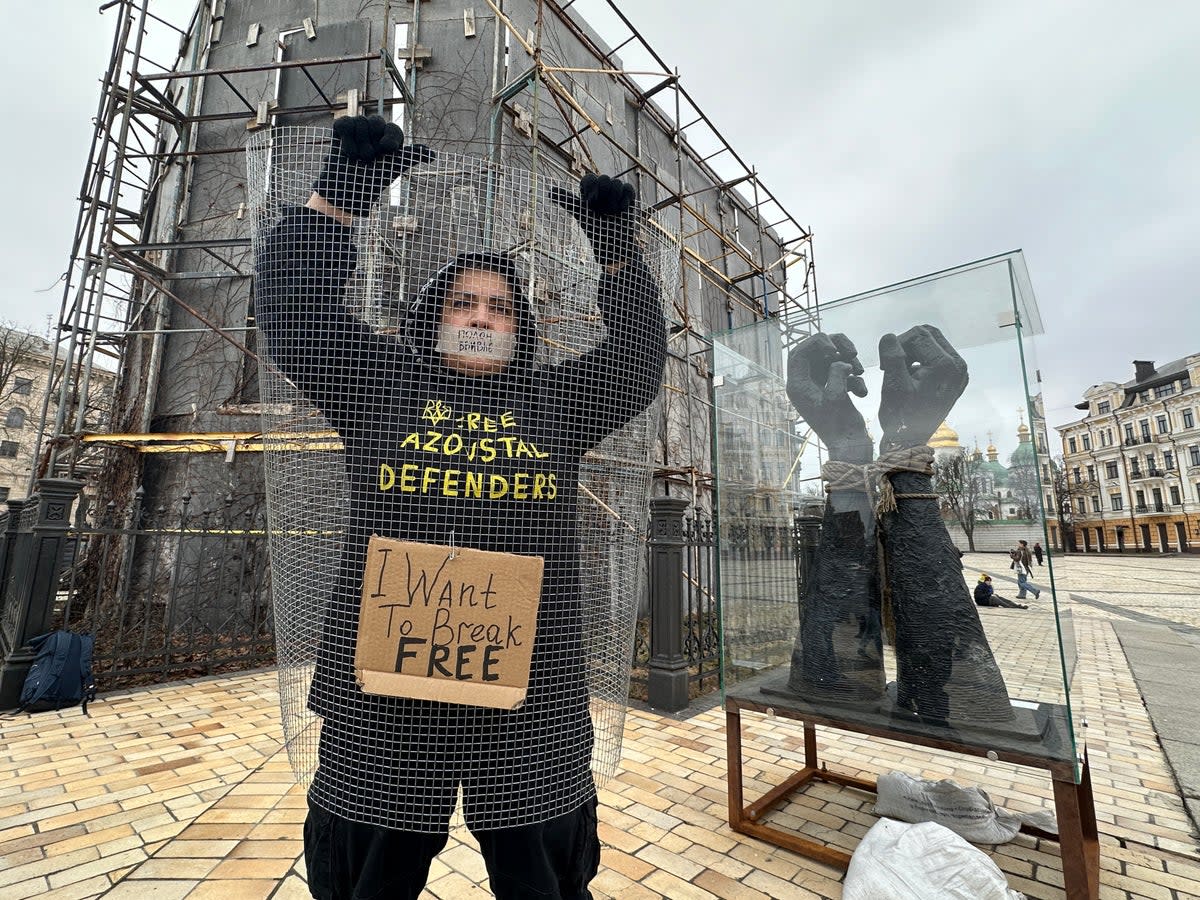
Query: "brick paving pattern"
1 552 1198 898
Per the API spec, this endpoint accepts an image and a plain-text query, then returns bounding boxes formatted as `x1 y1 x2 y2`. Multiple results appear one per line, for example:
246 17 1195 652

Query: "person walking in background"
1011 549 1041 600
1017 539 1034 569
1033 541 1044 565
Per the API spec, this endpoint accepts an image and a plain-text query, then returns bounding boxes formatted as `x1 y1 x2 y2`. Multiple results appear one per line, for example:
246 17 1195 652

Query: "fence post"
647 495 691 713
0 500 24 614
0 479 84 708
792 510 822 601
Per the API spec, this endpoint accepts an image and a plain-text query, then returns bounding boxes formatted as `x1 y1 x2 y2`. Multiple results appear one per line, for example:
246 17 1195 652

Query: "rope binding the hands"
820 460 876 496
874 445 938 516
819 445 938 517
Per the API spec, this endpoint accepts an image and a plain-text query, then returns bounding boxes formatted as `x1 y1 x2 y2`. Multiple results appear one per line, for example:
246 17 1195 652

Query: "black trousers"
304 795 600 900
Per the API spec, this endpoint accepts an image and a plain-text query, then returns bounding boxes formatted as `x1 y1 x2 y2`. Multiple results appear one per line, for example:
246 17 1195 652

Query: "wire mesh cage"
248 126 679 830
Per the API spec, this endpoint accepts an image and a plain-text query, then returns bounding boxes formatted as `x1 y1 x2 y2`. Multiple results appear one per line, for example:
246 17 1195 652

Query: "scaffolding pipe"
43 0 818 518
751 172 771 318
377 0 392 115
28 1 138 492
140 2 213 435
70 0 156 465
484 66 538 240
60 0 153 476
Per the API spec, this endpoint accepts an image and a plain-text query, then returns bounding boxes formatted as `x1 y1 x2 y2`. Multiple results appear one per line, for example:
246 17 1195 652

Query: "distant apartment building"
1056 356 1200 552
0 328 115 503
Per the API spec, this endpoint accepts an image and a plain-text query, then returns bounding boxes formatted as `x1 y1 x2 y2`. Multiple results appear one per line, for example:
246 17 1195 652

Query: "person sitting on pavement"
974 573 1027 609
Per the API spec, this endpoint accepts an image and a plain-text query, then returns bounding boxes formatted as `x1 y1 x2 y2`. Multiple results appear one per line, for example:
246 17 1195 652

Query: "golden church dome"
928 421 960 449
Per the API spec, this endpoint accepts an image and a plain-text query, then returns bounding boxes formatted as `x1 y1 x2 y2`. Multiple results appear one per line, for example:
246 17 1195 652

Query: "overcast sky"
2 1 1198 451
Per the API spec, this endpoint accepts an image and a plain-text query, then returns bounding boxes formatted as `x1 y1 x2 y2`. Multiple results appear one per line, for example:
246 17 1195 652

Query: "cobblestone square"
2 551 1199 899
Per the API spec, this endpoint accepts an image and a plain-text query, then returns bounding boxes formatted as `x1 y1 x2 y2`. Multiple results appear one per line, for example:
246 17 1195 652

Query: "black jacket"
254 206 665 829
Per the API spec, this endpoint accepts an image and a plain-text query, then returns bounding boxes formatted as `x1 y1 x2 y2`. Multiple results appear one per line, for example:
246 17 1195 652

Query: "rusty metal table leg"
726 703 745 830
1053 752 1099 900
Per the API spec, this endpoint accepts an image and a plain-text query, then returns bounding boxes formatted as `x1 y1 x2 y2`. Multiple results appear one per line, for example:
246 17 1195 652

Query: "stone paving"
1024 552 1200 630
1 553 1200 899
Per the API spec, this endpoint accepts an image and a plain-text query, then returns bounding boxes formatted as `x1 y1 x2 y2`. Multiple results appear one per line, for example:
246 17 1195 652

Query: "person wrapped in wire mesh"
253 116 666 899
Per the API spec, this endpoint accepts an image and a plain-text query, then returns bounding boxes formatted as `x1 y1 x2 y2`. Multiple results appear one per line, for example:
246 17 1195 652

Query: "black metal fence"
630 504 719 706
58 489 275 687
680 515 719 689
631 501 821 712
0 479 275 706
1 478 808 714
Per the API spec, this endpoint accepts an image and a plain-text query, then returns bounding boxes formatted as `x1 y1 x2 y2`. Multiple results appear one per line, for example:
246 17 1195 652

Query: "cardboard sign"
354 535 544 710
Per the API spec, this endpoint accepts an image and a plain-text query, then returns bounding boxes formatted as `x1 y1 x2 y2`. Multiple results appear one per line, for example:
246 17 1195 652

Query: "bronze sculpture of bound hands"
877 324 969 453
781 324 1013 726
786 333 873 465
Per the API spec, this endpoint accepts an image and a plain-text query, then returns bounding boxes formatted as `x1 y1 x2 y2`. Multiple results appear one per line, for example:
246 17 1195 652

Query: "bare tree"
933 449 989 552
0 320 45 410
0 324 51 485
1049 456 1097 552
1006 456 1043 520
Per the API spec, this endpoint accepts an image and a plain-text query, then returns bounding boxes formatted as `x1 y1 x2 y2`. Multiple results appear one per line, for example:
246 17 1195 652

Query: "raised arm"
544 175 667 451
875 324 1014 727
252 116 433 426
783 333 884 704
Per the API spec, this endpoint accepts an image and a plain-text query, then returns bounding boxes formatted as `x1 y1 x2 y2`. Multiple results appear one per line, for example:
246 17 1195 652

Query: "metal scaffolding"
35 0 818 510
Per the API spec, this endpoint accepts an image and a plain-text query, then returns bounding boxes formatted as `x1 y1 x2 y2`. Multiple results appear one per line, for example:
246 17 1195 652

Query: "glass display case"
713 252 1095 893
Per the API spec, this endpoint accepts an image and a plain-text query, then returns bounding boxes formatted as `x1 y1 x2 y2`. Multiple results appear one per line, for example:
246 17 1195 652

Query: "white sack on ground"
874 771 1030 843
844 818 1025 900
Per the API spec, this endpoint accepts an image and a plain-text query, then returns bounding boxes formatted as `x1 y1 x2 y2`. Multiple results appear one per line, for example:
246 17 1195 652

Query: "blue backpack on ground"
18 631 97 714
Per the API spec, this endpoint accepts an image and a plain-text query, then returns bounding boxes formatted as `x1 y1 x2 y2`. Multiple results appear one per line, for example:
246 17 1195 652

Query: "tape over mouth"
436 325 516 362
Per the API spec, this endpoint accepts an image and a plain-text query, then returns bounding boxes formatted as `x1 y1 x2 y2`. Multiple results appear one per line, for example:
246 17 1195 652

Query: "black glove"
312 115 434 218
550 173 641 267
